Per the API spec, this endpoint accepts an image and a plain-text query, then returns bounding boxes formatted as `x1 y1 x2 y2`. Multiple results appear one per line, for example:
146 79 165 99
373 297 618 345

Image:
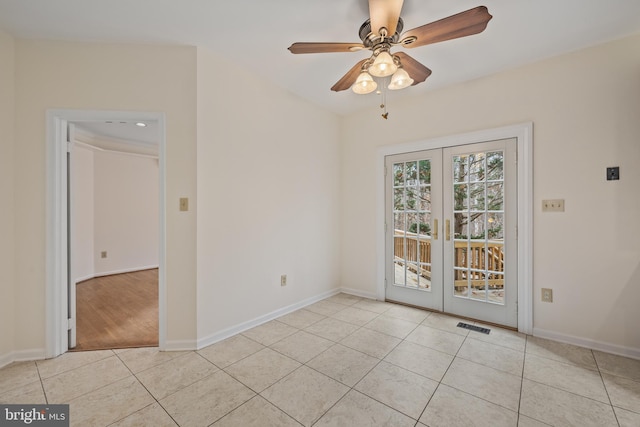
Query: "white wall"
0 29 15 362
195 48 342 343
93 150 159 275
13 40 198 353
341 33 640 355
72 144 95 282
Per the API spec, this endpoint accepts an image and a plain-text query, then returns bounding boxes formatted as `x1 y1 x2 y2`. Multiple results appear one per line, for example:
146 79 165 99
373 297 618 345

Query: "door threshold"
384 298 518 332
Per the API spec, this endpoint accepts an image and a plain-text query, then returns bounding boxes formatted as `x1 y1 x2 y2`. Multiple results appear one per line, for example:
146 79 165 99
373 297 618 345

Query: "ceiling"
1 0 640 118
72 120 159 156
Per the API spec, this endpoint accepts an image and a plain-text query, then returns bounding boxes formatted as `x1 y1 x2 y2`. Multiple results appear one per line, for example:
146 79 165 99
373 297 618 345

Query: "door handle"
433 219 438 240
446 219 451 241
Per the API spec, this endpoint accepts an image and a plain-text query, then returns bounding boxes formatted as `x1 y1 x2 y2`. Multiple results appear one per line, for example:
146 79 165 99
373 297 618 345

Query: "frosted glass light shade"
388 68 414 90
369 51 397 77
352 71 377 94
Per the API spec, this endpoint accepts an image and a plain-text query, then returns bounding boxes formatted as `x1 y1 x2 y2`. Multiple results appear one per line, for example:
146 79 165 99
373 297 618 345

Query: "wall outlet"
541 288 553 302
101 251 107 259
542 199 564 212
280 275 287 286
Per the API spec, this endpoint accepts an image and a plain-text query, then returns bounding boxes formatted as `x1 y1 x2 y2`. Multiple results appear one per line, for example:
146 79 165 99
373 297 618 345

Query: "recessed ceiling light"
135 122 147 127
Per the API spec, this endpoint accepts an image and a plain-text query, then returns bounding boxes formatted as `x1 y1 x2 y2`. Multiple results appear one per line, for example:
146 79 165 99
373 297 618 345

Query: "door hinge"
384 165 387 176
67 317 75 330
384 222 387 233
66 141 73 153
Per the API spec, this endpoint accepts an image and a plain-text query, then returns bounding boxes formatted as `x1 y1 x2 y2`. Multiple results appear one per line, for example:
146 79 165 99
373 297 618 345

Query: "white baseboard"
76 265 159 283
533 327 640 360
0 348 47 369
340 287 378 300
196 288 340 350
163 339 198 352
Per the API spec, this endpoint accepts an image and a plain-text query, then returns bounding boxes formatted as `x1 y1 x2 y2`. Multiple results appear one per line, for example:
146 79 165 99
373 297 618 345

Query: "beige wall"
93 150 159 275
71 144 95 282
0 29 15 360
195 48 342 342
13 40 198 352
341 33 640 353
72 145 159 280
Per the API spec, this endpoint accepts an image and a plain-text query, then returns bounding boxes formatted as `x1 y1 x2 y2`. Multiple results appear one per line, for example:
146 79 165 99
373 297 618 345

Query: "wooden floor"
74 268 158 351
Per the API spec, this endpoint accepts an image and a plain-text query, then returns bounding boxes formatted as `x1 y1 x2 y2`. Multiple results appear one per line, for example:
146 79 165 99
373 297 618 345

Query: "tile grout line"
113 349 203 426
516 334 528 426
243 305 417 425
592 349 622 427
304 308 409 426
33 360 50 405
219 308 366 426
414 327 470 424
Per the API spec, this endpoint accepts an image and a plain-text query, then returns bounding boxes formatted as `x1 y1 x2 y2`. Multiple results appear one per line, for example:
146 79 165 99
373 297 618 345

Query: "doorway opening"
46 110 167 358
68 120 160 351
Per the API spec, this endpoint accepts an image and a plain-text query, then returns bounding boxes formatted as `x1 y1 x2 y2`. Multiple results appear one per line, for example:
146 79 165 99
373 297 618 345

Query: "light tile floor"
1 293 640 426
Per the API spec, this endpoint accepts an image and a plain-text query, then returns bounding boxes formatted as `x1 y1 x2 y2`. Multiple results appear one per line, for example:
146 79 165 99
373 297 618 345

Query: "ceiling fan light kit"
388 67 413 90
352 71 378 95
288 1 492 118
369 49 397 77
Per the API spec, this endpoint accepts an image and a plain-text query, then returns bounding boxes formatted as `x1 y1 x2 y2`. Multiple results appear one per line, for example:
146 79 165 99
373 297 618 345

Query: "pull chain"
380 76 389 119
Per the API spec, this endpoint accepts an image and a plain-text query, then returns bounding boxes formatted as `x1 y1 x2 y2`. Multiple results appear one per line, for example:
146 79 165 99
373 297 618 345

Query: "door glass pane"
488 213 503 239
487 183 504 211
417 212 431 237
392 160 432 291
406 161 418 183
393 163 404 186
487 152 504 181
469 153 485 182
419 160 431 185
453 155 468 183
393 211 406 286
453 268 469 297
469 214 486 239
394 188 404 210
469 183 485 211
406 187 418 211
453 184 467 210
419 186 431 211
451 150 505 305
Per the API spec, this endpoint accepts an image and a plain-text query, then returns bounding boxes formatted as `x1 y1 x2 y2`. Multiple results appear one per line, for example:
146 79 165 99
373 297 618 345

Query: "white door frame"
45 109 167 358
376 123 533 334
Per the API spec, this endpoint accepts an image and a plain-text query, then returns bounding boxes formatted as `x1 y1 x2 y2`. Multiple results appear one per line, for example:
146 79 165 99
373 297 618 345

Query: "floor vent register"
457 322 491 335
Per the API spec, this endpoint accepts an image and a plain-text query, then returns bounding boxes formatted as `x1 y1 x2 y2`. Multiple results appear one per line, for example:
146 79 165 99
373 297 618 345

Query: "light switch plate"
542 199 564 212
606 167 620 181
179 197 189 212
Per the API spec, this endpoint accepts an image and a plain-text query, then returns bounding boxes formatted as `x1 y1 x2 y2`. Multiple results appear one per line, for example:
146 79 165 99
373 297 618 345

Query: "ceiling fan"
288 0 492 117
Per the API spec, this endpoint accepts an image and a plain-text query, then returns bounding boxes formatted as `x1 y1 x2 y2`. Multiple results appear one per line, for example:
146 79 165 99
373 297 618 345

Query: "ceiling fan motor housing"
359 18 404 48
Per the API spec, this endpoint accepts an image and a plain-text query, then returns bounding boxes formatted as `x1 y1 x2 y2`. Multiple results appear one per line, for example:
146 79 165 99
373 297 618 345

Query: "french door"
385 139 517 327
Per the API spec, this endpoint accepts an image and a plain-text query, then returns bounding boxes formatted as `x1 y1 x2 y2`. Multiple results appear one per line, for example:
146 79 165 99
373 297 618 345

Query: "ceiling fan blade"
395 52 432 85
288 42 365 54
369 0 404 36
331 59 368 92
401 6 492 48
